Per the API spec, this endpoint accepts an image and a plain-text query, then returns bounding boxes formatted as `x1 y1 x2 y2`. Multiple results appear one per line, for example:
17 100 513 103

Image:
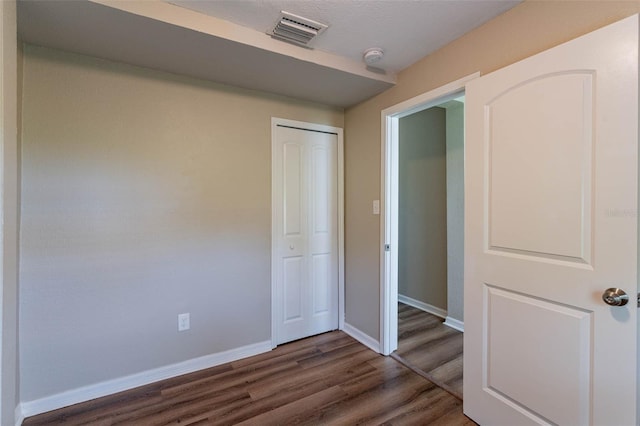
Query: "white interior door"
464 15 638 426
273 122 339 345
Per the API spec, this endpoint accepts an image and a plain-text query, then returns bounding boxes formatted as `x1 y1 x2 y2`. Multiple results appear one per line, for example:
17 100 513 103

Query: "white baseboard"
398 294 447 319
15 404 24 426
18 340 272 420
342 322 381 353
444 316 464 332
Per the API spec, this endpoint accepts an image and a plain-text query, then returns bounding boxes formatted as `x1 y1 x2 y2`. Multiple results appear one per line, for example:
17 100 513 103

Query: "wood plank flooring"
392 303 464 400
24 331 475 425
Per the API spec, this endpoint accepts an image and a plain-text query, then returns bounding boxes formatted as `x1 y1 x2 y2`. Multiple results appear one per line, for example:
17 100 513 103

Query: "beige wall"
398 107 447 310
2 1 20 424
344 1 640 339
19 45 343 402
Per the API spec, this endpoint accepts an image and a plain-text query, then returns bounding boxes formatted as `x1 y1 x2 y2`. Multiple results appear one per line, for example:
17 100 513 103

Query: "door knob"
602 288 629 306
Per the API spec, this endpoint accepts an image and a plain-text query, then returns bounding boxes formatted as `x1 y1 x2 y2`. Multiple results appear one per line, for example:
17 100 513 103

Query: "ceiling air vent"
270 11 328 47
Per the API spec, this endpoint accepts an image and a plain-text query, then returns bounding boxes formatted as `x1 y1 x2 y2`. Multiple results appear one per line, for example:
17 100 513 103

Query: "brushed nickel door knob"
602 288 629 306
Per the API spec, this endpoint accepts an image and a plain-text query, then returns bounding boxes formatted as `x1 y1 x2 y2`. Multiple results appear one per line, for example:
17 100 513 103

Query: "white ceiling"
170 0 520 73
17 0 521 108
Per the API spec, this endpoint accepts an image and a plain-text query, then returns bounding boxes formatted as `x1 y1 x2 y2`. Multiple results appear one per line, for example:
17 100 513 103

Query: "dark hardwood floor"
392 303 464 400
24 330 474 425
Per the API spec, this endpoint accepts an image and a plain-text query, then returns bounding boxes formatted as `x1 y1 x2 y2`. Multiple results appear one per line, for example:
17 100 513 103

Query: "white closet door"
274 125 338 345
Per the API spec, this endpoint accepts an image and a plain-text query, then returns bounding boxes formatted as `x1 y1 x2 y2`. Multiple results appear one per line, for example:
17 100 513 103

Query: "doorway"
391 98 465 398
271 118 345 348
380 73 477 356
396 100 464 325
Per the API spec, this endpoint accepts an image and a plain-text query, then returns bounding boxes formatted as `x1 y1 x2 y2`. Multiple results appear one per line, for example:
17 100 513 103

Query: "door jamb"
379 73 479 355
271 117 345 348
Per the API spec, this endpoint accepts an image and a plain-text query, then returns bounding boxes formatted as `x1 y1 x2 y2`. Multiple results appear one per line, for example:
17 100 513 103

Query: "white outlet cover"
373 200 380 215
178 313 190 331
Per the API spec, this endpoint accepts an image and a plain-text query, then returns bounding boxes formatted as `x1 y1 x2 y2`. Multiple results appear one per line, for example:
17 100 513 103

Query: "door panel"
283 257 304 322
487 73 593 262
312 253 330 314
486 286 591 425
284 142 303 237
309 139 338 332
275 125 339 344
464 15 638 426
312 145 330 235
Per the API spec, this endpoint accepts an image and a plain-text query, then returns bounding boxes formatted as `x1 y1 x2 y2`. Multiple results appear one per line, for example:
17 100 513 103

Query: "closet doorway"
271 118 345 347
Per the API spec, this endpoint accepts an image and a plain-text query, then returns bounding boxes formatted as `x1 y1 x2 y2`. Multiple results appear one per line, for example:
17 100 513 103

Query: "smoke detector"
270 11 328 47
363 48 384 65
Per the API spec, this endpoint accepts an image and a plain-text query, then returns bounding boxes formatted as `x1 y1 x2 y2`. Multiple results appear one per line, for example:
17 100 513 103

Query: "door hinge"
384 244 390 252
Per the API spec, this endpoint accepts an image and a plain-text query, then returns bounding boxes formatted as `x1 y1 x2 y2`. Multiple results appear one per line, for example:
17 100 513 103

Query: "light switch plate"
373 200 380 215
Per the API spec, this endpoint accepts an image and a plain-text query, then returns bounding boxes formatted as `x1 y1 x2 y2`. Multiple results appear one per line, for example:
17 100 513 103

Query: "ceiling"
170 0 519 74
17 0 521 108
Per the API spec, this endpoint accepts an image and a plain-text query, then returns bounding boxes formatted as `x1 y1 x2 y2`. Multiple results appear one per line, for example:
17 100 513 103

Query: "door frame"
270 117 345 348
379 73 479 355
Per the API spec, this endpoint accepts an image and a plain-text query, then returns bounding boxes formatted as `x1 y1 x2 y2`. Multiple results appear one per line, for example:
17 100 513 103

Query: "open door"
464 15 638 425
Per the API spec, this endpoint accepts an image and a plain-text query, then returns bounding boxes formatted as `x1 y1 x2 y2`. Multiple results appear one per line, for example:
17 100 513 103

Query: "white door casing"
379 72 479 355
464 15 638 426
272 118 344 346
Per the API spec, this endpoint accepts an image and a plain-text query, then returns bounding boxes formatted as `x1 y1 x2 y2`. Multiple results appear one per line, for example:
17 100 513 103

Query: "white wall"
19 45 343 403
1 1 20 424
445 102 464 322
398 107 447 310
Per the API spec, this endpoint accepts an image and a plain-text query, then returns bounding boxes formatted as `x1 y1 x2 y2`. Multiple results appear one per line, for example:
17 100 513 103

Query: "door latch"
384 244 390 252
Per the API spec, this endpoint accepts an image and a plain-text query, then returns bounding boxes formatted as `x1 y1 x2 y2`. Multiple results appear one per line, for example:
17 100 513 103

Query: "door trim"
379 73 479 355
271 117 345 348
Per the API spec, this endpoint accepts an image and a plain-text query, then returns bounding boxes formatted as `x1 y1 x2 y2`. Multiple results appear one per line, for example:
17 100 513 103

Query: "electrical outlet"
178 313 190 331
